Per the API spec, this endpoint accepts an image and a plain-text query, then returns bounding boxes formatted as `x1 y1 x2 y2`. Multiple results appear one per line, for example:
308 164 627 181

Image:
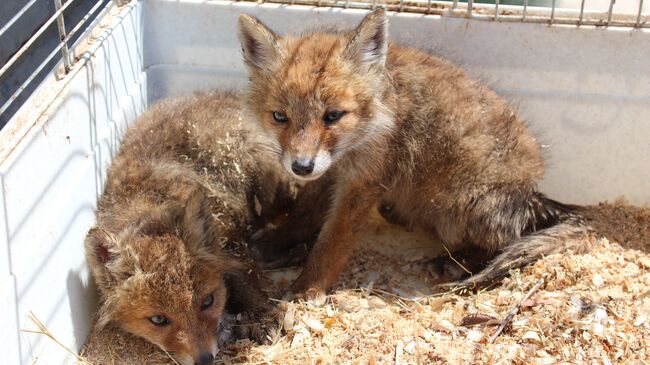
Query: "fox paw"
432 280 474 294
283 286 327 307
218 311 278 346
427 255 471 282
216 313 237 348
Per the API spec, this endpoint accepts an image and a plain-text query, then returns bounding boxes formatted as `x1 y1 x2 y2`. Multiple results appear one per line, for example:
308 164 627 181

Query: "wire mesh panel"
1 0 646 130
241 0 648 28
0 0 112 129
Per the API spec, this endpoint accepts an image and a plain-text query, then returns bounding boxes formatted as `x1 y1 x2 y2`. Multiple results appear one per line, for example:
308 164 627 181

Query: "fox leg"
290 181 381 297
223 269 277 344
430 189 589 290
250 176 332 268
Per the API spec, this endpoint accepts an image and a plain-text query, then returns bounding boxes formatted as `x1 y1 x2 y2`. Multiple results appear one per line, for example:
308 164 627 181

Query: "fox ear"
238 14 283 71
86 228 116 265
182 189 218 253
345 8 388 67
85 228 123 294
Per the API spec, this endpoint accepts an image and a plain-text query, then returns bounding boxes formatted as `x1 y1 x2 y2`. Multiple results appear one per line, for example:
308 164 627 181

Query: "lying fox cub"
84 92 292 365
238 9 591 298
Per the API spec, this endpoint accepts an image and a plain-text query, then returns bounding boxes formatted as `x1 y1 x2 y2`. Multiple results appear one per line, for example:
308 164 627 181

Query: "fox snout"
173 339 218 365
291 157 314 176
282 151 332 180
194 351 215 365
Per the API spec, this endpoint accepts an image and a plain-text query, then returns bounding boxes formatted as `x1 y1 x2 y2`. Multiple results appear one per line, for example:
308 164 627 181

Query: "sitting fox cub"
238 9 590 297
85 92 290 365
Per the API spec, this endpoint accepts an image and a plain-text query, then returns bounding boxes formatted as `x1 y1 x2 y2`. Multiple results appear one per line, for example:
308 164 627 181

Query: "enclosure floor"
80 201 650 364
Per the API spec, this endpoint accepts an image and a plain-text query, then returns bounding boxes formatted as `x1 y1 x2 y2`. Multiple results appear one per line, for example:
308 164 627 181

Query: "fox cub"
85 92 290 365
238 9 590 297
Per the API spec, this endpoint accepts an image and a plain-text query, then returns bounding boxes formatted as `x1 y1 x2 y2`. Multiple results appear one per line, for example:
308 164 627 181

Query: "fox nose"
195 352 214 365
291 159 314 176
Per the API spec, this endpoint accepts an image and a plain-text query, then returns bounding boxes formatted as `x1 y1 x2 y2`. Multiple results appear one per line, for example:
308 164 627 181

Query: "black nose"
195 352 214 365
291 159 314 176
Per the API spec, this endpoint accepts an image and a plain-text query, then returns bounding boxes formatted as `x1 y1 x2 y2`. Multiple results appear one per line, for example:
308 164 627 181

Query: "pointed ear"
85 228 122 294
182 189 218 253
344 8 389 67
86 228 115 264
238 14 283 71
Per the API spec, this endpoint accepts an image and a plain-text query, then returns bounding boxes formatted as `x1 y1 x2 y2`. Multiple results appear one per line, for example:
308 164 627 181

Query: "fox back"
85 92 286 364
238 10 590 294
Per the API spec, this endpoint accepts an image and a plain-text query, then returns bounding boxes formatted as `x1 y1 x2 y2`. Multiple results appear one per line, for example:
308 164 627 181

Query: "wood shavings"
76 202 650 364
489 278 545 343
461 314 498 327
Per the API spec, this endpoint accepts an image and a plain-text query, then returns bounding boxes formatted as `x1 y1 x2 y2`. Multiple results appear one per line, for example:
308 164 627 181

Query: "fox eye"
272 111 289 123
200 294 214 310
324 110 344 126
150 315 170 326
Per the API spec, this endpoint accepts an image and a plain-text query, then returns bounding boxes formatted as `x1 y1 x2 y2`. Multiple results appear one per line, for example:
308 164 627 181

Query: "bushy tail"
522 192 579 231
443 194 593 290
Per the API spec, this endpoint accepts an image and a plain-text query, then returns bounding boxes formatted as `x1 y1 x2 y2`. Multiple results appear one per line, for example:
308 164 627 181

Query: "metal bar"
372 0 376 9
0 0 77 79
247 0 650 28
637 0 645 27
607 0 615 25
0 0 107 117
453 0 458 11
54 0 72 73
579 0 586 25
495 0 499 20
523 0 528 20
0 0 40 38
475 14 646 27
0 1 122 166
550 0 556 23
467 0 473 17
399 0 404 12
427 0 432 14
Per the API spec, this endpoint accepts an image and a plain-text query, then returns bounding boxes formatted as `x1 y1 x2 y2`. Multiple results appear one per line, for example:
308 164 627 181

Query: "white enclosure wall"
144 0 650 207
0 3 146 363
0 0 648 363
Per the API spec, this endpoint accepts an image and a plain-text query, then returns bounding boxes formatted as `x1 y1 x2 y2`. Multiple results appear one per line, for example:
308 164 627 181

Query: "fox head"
85 190 237 365
238 9 394 181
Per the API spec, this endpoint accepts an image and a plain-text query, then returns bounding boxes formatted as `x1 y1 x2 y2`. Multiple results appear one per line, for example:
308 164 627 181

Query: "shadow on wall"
6 39 143 365
0 3 144 363
67 269 99 352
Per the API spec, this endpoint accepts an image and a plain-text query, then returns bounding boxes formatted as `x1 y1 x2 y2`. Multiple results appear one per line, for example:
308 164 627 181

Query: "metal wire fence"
243 0 648 28
0 0 647 128
0 0 113 128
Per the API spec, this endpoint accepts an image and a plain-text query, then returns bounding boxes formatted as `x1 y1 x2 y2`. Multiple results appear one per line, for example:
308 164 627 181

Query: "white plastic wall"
144 0 650 207
0 2 146 363
0 0 648 363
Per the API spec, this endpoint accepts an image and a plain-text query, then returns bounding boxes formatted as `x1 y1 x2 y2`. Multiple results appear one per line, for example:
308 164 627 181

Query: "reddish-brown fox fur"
238 9 591 297
85 92 289 365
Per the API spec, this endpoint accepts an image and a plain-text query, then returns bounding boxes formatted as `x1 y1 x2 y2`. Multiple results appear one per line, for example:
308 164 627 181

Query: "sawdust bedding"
79 201 650 364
